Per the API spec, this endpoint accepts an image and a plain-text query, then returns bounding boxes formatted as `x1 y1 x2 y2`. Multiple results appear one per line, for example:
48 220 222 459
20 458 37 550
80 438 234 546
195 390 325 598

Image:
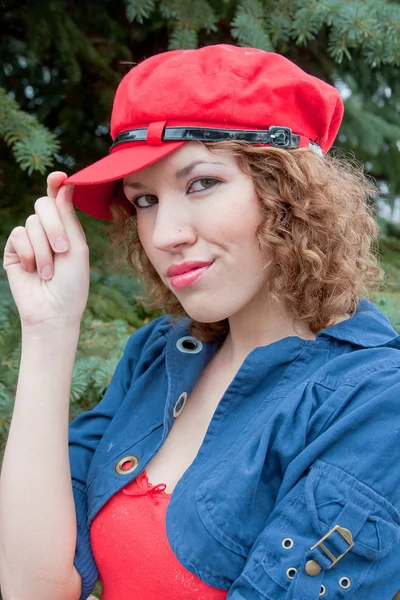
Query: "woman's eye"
132 194 158 209
188 177 220 193
131 178 220 209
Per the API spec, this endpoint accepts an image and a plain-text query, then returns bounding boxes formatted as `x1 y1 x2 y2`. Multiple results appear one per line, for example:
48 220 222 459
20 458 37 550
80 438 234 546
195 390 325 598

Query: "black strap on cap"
110 126 323 156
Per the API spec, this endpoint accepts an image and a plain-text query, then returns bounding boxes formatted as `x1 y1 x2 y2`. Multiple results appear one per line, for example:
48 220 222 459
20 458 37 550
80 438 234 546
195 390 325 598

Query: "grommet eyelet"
286 567 297 580
282 538 294 550
176 336 203 354
339 577 351 589
320 584 326 596
115 455 139 475
173 392 187 417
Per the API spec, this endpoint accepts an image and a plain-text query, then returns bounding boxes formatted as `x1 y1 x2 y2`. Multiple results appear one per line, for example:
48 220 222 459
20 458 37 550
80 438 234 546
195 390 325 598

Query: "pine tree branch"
0 87 60 175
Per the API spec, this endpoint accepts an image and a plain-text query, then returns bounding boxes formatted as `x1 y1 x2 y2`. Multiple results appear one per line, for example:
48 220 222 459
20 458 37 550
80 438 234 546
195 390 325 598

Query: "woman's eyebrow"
124 160 228 190
174 160 228 179
124 181 147 191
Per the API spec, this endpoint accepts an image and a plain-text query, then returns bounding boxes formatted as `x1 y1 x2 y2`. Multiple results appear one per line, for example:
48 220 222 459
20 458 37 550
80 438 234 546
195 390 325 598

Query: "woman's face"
123 142 274 323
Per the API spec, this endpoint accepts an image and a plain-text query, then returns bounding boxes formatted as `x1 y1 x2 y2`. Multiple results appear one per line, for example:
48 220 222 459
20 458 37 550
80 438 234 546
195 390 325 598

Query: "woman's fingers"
3 227 36 272
4 181 80 279
25 214 55 279
55 184 87 245
3 171 91 328
46 171 87 245
34 196 69 254
46 171 68 199
3 216 54 280
4 172 88 278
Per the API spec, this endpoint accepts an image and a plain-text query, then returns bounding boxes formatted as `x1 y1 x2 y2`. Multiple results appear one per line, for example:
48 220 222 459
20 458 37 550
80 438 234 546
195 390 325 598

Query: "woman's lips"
167 261 213 277
169 263 213 289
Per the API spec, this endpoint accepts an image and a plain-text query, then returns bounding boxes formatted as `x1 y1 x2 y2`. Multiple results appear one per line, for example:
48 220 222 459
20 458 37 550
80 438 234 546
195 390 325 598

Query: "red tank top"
90 469 228 600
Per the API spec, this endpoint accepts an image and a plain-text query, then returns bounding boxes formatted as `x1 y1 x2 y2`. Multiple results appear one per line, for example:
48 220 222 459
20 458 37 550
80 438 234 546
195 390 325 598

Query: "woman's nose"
151 203 196 251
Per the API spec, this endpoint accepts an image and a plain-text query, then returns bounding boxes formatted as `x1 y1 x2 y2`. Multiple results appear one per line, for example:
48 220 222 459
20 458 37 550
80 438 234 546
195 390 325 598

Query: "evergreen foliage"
231 0 274 50
0 87 60 174
123 0 400 67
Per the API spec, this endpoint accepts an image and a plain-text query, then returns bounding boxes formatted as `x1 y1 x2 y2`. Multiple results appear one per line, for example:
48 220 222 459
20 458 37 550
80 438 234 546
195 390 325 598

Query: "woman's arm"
0 323 82 600
1 172 90 599
227 367 400 599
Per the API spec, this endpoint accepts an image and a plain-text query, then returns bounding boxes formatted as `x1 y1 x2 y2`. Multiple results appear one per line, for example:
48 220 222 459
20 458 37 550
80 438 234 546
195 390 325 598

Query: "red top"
90 469 228 600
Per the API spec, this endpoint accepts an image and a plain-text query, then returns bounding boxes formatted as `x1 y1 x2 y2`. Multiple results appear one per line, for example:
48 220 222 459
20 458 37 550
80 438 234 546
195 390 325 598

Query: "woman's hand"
3 171 90 329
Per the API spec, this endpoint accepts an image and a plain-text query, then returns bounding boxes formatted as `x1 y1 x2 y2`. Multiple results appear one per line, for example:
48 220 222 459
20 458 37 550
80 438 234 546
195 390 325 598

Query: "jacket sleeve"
68 316 168 600
227 366 400 600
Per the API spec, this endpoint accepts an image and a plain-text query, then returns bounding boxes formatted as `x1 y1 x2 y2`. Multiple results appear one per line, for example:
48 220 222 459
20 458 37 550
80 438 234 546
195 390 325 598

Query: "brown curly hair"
104 142 385 342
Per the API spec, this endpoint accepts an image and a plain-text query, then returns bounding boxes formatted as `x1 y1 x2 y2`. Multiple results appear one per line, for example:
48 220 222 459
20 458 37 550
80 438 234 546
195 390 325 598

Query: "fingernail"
63 184 74 198
55 237 69 251
41 265 52 279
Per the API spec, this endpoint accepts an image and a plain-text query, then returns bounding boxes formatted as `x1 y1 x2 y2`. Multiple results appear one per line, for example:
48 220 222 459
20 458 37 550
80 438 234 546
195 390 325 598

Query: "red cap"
64 44 344 220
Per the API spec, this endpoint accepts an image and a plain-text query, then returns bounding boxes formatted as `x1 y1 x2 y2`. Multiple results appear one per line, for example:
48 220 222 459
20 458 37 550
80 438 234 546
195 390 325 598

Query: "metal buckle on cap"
268 126 296 148
310 525 354 569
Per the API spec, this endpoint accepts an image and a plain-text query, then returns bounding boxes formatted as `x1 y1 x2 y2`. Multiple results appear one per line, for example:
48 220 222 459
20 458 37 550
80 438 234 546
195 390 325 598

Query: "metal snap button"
286 567 297 580
282 538 294 550
320 584 326 596
115 455 139 475
339 577 351 589
173 392 187 417
305 560 322 576
176 336 203 354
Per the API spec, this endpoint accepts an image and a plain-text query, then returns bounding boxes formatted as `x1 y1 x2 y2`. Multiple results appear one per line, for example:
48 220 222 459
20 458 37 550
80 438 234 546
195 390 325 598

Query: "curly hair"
104 142 385 342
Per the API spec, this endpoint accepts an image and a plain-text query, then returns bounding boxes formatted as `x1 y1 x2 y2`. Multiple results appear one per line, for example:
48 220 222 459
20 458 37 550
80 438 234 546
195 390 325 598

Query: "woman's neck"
219 295 316 368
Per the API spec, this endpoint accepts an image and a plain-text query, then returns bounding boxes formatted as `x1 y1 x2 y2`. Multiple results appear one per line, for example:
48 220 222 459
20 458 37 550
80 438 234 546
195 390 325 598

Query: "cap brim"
62 141 185 220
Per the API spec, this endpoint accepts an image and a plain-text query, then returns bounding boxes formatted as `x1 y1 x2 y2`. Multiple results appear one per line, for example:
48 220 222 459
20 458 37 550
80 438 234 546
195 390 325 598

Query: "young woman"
1 44 400 600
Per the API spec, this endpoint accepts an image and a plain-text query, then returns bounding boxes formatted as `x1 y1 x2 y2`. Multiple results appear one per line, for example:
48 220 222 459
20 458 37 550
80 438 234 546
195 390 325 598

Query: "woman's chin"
180 304 230 324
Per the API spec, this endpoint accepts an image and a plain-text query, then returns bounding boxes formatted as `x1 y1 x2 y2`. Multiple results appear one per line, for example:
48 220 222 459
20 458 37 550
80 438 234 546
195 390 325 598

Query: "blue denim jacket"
69 297 400 600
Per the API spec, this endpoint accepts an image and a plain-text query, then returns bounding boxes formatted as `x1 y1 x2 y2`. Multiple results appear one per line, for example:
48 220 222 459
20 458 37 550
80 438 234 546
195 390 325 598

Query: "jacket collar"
316 297 400 348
